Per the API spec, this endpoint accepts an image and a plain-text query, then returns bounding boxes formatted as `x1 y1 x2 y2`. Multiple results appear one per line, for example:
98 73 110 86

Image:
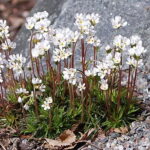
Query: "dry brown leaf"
58 129 76 143
96 128 106 140
44 130 76 149
113 126 128 134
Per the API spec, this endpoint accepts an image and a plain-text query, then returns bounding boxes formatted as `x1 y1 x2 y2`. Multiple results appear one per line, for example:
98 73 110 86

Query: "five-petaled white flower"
78 82 86 91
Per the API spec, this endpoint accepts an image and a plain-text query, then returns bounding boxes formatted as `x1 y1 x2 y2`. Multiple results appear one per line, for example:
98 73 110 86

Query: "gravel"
83 113 150 150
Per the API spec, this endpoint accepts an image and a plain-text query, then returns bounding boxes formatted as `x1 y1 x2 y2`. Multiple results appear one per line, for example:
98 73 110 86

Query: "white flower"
32 40 50 58
94 38 101 47
42 97 53 110
130 35 142 47
33 11 49 20
1 39 16 50
0 20 9 38
63 68 77 80
16 88 29 94
53 48 72 62
105 53 115 68
126 57 136 66
45 97 53 103
32 48 41 58
25 11 50 31
63 68 77 85
70 31 80 42
23 104 29 110
75 13 91 34
78 82 86 91
86 36 101 47
100 80 108 90
75 13 99 35
105 45 111 52
8 54 26 75
41 101 51 110
18 96 23 103
85 70 92 76
126 57 143 67
113 35 130 50
69 78 77 85
128 45 146 57
25 17 36 30
86 13 100 26
94 62 111 79
32 33 43 41
53 28 73 48
35 19 50 32
39 84 46 92
113 52 121 64
111 16 127 29
32 78 42 85
32 47 43 58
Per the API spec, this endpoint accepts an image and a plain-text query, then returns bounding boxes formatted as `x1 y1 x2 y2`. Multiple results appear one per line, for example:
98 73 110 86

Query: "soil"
0 0 36 39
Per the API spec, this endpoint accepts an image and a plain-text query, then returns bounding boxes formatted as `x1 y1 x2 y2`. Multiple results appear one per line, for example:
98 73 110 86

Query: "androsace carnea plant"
0 12 146 137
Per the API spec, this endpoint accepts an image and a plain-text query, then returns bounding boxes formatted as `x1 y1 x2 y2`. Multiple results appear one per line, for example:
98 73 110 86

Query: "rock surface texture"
15 0 150 61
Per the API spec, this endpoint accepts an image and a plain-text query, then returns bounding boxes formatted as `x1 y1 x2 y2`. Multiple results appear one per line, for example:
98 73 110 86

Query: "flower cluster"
25 11 50 32
127 35 146 67
32 77 46 92
16 88 30 109
75 13 100 34
0 20 16 51
63 68 77 85
52 28 79 62
1 39 16 51
0 11 147 134
53 48 72 62
8 54 26 75
32 40 50 58
75 13 101 48
0 20 9 38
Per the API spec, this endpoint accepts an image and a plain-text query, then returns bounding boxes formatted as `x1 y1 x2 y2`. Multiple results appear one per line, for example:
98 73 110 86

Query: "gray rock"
15 0 150 63
109 132 120 139
101 137 109 143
